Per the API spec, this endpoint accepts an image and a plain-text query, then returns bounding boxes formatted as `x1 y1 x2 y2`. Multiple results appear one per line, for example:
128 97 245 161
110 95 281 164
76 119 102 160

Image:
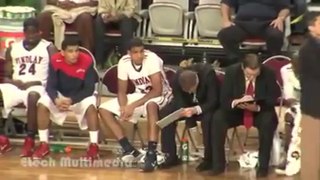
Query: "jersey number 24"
19 64 36 75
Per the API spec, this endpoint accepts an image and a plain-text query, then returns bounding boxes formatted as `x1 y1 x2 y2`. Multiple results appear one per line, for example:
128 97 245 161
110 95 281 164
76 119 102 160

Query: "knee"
77 13 93 24
38 103 48 112
266 28 284 40
98 108 113 118
86 105 97 114
146 102 159 111
217 27 235 42
212 110 226 127
27 91 40 101
38 11 53 23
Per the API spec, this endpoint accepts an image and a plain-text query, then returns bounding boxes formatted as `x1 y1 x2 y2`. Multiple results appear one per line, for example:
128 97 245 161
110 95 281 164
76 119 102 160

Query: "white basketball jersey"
118 50 171 94
10 39 51 85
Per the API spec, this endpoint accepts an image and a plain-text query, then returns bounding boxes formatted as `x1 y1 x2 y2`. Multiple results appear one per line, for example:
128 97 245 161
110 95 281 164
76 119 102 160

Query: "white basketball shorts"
37 93 96 130
99 92 172 124
0 83 45 118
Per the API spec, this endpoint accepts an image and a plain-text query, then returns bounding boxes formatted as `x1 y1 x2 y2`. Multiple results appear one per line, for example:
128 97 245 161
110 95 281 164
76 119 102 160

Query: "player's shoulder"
145 50 161 60
39 39 52 46
79 52 94 68
118 54 131 65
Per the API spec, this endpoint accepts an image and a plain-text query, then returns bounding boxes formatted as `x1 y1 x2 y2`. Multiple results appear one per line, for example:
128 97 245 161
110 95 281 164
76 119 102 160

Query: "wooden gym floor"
0 147 300 180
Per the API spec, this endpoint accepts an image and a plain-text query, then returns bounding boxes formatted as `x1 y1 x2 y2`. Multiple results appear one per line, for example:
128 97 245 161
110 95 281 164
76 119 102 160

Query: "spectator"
38 0 98 51
218 0 290 65
95 0 140 67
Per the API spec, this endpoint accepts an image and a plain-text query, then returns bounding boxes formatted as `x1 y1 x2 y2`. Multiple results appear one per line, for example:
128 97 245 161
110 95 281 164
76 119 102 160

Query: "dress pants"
211 108 278 170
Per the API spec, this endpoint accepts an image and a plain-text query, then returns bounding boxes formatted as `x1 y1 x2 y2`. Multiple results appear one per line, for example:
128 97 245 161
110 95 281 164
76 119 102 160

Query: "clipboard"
156 108 184 129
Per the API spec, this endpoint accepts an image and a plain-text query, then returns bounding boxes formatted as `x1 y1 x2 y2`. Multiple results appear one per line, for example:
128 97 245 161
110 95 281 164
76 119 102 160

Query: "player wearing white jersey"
0 18 58 157
99 38 172 172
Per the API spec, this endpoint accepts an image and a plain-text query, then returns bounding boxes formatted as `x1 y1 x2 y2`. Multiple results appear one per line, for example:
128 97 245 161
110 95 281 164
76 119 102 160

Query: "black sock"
148 141 157 152
119 137 135 153
27 130 36 139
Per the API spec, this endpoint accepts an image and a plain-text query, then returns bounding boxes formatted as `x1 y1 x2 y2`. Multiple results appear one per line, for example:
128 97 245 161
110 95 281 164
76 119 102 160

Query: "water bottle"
50 144 72 153
180 138 189 162
202 51 208 64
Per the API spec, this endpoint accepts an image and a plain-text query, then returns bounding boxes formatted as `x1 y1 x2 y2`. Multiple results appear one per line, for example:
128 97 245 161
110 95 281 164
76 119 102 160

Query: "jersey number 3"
19 64 36 75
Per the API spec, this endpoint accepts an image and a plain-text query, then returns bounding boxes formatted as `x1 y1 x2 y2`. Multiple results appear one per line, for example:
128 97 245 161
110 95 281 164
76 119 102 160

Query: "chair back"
163 66 177 87
101 65 135 95
262 55 291 87
149 2 184 36
195 4 222 38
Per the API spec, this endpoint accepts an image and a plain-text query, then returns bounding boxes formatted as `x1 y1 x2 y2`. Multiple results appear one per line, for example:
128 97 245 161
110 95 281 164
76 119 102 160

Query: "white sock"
89 131 98 144
39 129 49 142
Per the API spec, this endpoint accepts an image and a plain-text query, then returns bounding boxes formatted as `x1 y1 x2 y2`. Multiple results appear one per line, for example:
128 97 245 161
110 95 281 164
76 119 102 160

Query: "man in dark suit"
158 63 219 171
211 54 280 177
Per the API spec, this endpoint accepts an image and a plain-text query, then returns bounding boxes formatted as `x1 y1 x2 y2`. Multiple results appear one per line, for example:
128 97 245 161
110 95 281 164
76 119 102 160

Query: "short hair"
23 17 39 31
61 37 80 50
306 11 320 26
178 70 198 91
242 53 261 69
128 38 144 50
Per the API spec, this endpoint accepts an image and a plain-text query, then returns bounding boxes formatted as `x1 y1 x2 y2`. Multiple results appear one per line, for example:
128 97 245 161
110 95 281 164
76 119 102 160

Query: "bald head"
178 70 198 93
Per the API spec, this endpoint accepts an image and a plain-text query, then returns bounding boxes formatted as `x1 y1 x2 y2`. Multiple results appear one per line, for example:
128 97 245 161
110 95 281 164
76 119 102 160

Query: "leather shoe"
209 168 225 176
256 168 268 178
196 161 212 172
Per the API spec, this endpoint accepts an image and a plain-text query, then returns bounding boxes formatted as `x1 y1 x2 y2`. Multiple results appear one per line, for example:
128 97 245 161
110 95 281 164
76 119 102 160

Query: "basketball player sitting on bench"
32 38 99 160
99 38 172 172
0 17 57 157
275 53 301 176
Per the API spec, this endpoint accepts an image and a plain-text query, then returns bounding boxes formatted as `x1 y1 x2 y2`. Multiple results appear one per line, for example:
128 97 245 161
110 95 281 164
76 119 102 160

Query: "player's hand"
11 80 24 89
22 81 42 90
121 104 135 121
180 107 197 118
55 97 70 111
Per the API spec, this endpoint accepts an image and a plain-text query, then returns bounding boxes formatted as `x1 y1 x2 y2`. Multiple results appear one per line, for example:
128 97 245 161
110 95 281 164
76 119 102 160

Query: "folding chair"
100 65 144 147
215 69 245 161
145 0 193 45
243 55 291 146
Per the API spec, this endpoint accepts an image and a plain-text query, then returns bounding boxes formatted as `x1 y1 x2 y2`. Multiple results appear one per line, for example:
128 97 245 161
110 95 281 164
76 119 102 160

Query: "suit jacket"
172 64 219 114
299 35 320 118
220 63 280 112
97 0 141 21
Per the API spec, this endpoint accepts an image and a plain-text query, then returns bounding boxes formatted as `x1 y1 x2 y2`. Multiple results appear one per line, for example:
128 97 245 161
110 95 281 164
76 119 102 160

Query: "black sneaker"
141 150 157 172
121 149 143 162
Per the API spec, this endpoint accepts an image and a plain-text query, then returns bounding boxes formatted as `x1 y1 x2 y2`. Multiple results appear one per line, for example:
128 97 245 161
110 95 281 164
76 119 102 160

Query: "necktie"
243 80 254 129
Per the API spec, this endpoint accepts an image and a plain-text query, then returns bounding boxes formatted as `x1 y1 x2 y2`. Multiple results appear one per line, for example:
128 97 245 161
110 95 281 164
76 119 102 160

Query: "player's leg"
20 91 40 157
0 89 12 154
142 94 172 172
99 95 143 161
142 101 160 172
80 101 100 160
32 94 58 159
275 107 296 174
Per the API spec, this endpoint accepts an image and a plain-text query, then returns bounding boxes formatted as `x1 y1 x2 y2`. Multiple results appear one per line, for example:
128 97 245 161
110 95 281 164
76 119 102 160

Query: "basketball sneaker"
20 137 35 157
32 142 50 159
82 143 99 161
121 149 143 163
141 150 157 172
0 135 12 154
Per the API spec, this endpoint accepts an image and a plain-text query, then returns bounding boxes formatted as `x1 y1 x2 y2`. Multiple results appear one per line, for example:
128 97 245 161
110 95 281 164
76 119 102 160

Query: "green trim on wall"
0 0 42 12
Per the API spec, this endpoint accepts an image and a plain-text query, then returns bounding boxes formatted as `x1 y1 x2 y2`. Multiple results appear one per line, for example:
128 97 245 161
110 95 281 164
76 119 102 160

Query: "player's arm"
130 72 163 108
117 60 128 107
3 46 13 82
46 61 59 104
69 63 96 104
